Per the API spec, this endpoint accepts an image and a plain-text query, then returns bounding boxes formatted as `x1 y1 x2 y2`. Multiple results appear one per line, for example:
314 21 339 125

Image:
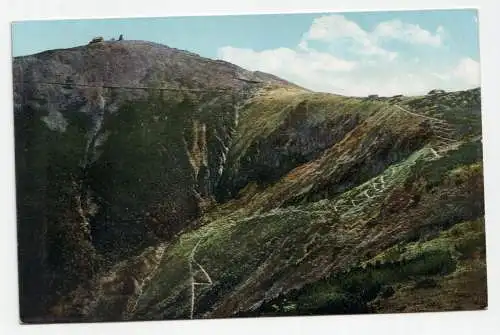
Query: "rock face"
13 41 485 323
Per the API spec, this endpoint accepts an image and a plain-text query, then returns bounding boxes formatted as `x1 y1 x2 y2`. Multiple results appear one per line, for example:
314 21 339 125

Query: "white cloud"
301 14 397 59
216 15 479 97
305 14 367 41
372 20 444 46
452 57 481 86
218 46 357 74
300 14 444 59
217 46 357 94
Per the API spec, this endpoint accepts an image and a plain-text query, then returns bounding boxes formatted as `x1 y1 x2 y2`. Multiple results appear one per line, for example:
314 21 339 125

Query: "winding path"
189 239 213 319
394 103 458 155
299 102 461 265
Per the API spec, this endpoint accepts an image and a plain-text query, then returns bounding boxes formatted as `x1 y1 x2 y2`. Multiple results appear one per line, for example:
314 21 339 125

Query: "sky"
11 9 480 96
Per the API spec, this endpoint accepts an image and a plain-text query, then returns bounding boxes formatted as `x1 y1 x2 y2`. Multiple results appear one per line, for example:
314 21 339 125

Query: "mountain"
12 39 486 323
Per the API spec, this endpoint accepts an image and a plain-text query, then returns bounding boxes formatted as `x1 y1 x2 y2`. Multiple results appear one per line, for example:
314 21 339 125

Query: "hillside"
12 39 485 323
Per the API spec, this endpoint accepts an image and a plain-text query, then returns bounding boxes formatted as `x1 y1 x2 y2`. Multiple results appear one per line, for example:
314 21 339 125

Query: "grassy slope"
126 88 484 320
217 85 388 199
49 86 484 322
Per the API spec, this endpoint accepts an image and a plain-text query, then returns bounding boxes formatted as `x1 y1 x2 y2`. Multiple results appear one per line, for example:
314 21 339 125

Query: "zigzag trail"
333 103 458 217
393 104 459 157
292 103 462 264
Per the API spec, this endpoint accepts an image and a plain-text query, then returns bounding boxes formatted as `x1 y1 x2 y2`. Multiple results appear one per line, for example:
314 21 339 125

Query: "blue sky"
11 9 480 96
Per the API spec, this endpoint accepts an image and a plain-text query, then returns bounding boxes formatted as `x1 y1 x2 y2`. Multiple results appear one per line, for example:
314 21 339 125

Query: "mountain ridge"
12 40 485 322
